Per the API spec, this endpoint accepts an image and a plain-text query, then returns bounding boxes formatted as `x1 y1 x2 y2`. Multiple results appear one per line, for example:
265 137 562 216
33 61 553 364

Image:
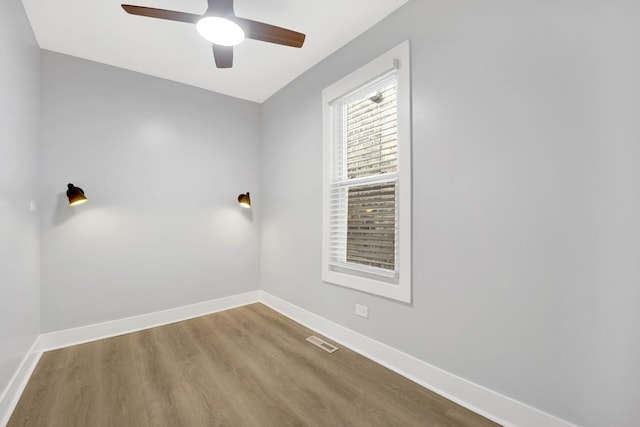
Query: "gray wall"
0 0 41 398
260 1 640 426
39 52 262 332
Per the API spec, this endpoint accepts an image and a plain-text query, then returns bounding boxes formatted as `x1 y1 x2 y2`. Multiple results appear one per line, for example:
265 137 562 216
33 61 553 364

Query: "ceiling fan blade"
213 45 233 68
121 5 201 24
236 18 305 48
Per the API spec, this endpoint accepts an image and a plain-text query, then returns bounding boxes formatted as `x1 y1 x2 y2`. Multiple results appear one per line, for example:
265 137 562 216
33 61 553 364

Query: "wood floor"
8 303 500 427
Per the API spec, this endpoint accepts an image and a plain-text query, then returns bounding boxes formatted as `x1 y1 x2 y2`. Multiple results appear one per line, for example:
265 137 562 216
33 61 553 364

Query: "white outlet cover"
356 304 369 318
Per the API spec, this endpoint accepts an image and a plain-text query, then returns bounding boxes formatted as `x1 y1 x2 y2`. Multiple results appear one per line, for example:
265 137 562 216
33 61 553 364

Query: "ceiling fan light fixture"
197 16 245 46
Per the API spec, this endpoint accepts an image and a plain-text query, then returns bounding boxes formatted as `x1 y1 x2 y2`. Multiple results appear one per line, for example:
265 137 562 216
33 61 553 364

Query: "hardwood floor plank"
48 343 99 426
93 335 149 427
180 317 237 376
133 328 188 426
8 303 501 427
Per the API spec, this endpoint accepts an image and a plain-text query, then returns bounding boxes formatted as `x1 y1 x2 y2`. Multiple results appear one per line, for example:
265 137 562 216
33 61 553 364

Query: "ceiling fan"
121 0 306 68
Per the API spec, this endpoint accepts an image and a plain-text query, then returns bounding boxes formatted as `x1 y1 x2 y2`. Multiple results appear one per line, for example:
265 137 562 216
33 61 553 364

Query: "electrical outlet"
29 201 37 212
355 304 368 318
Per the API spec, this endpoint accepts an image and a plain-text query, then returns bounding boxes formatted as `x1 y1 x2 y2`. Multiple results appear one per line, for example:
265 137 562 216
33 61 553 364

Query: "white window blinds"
328 76 399 279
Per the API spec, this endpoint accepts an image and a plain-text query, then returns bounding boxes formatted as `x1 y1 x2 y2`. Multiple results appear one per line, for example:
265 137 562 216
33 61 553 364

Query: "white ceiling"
21 0 410 103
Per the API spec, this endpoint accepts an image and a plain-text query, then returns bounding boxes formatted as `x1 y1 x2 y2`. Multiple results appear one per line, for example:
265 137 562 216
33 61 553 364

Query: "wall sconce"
67 183 88 206
237 192 251 209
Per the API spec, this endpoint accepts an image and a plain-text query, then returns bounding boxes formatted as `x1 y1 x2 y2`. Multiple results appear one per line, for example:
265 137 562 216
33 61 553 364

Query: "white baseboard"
0 337 42 427
260 291 577 427
38 291 261 351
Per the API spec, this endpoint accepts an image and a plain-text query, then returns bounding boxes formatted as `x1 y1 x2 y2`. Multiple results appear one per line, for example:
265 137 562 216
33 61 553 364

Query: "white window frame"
322 41 412 303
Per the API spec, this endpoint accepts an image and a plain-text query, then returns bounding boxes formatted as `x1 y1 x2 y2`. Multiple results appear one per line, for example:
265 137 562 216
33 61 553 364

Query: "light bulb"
197 17 245 46
69 198 88 206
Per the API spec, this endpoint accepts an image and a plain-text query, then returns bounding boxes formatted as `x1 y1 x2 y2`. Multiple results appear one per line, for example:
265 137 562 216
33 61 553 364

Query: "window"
322 41 411 303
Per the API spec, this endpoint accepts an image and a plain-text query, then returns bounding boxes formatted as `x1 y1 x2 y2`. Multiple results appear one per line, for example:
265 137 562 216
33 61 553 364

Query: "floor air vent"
306 336 339 353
